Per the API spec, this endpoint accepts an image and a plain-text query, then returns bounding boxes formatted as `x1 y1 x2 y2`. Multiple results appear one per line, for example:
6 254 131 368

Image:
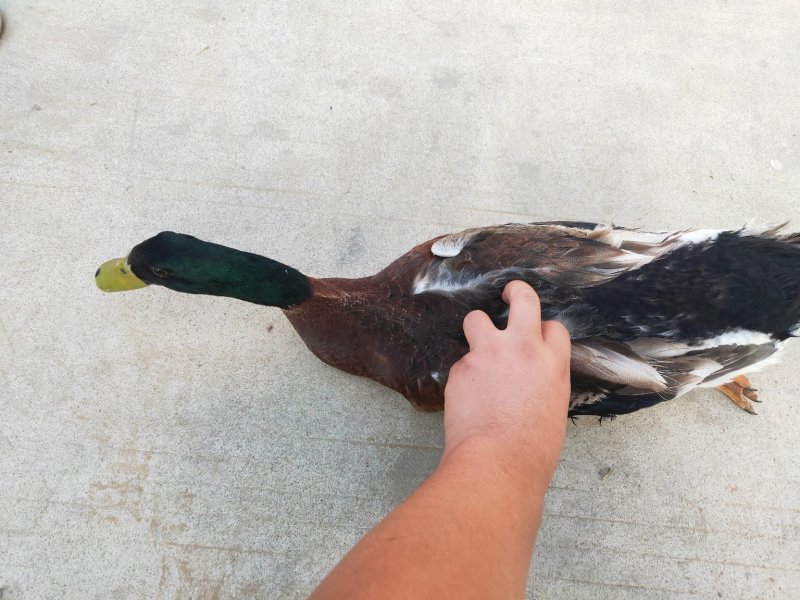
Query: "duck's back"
292 222 800 417
586 231 800 342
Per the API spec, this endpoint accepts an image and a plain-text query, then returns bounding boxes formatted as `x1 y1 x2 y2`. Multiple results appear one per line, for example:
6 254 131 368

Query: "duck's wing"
569 337 782 416
418 222 719 293
407 222 793 416
413 222 720 340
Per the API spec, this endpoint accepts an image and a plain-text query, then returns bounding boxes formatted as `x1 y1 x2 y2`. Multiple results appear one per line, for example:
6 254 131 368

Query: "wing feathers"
571 338 781 400
571 341 668 392
422 223 728 295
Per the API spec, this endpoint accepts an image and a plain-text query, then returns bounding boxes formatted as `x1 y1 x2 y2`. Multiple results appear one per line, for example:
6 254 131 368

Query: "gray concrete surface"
1 1 799 598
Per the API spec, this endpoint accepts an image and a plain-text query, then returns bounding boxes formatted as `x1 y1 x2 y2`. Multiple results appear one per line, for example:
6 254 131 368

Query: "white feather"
593 226 723 255
627 329 775 359
592 227 672 248
674 229 722 246
690 329 774 349
431 231 476 257
413 268 495 294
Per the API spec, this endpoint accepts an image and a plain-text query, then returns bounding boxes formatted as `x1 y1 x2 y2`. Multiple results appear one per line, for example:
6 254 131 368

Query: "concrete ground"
1 1 799 598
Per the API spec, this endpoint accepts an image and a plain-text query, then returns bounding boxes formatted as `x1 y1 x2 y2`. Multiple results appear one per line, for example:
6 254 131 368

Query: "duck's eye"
151 267 169 278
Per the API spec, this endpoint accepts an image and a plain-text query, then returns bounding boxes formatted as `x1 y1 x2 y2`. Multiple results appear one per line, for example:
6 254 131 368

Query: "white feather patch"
690 329 774 349
431 232 476 257
674 229 722 247
592 227 672 248
592 226 722 254
413 268 495 294
628 329 775 359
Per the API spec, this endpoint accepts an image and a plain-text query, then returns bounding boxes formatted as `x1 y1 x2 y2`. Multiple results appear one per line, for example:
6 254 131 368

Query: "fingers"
464 282 566 353
542 320 571 358
502 280 542 339
462 310 497 350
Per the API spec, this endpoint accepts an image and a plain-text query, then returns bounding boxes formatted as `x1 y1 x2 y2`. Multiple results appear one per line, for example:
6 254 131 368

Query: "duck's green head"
95 232 312 309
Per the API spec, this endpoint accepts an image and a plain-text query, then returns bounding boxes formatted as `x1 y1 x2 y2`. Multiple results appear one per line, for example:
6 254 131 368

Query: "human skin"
309 281 572 600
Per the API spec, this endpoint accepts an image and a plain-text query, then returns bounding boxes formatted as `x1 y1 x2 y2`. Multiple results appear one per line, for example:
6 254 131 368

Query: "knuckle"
483 343 499 356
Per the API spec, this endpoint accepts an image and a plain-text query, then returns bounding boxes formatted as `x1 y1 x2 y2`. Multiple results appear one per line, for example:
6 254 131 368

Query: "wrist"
439 434 557 499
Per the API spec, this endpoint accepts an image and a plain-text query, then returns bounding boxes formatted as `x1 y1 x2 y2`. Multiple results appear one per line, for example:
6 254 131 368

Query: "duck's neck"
283 276 388 377
218 255 313 309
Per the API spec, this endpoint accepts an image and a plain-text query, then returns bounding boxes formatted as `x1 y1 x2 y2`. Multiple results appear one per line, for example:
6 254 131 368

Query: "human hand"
442 281 571 482
309 281 570 600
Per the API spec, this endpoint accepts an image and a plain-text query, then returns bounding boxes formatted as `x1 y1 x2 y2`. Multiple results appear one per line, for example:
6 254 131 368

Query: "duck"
95 221 800 418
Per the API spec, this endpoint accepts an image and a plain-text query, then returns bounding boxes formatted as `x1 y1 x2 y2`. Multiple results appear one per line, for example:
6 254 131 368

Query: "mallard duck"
95 222 800 417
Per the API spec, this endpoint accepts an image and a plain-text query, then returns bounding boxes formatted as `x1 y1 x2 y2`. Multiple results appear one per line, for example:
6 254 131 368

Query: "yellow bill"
95 256 148 292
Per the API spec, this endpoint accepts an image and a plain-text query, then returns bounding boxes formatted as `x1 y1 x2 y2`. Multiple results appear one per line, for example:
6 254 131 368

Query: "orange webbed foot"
716 375 760 414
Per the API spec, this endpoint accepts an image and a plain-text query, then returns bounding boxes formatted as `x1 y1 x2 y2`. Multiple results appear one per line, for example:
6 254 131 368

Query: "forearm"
311 283 570 599
310 439 552 600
